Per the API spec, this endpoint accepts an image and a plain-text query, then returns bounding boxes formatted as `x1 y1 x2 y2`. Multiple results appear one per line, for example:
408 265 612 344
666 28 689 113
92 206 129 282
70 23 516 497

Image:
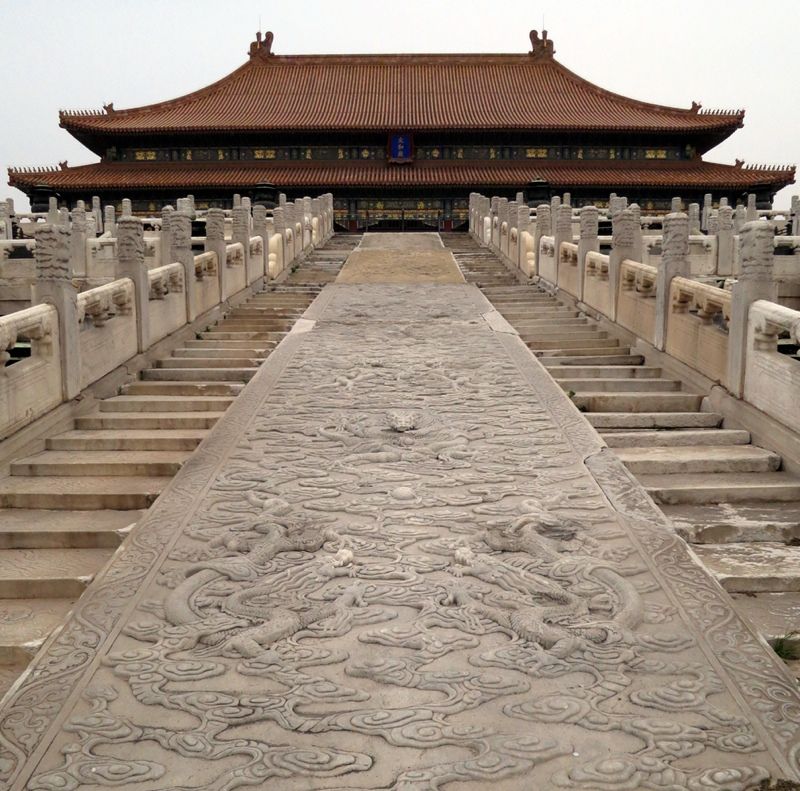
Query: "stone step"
216 320 294 330
511 318 590 329
492 300 559 308
528 337 620 351
141 368 257 382
538 345 630 357
662 502 800 544
122 381 243 397
501 308 577 317
183 339 274 350
586 412 723 429
520 331 608 343
641 472 800 504
694 544 800 593
573 392 703 412
77 411 224 430
172 347 269 358
229 306 305 314
47 429 207 452
159 357 263 368
0 597 76 662
0 548 114 599
729 592 800 646
10 450 190 478
558 378 682 393
0 476 169 510
499 307 569 317
615 445 781 475
548 365 663 379
0 509 135 549
540 354 645 367
100 395 234 413
199 331 281 341
601 429 751 448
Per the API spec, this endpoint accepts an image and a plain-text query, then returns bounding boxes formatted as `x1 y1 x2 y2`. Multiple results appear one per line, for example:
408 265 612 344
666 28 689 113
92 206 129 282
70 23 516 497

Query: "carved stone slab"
1 282 799 789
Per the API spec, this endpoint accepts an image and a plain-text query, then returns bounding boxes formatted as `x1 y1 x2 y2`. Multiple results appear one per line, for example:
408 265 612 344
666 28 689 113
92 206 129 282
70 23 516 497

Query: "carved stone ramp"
1 276 799 789
337 232 465 284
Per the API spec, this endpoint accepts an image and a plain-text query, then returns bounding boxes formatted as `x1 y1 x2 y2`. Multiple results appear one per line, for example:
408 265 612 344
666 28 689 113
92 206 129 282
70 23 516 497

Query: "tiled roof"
9 160 795 192
58 48 744 136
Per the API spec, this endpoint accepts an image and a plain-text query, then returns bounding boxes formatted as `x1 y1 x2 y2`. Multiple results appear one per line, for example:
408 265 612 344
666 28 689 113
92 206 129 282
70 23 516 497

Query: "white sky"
1 0 797 210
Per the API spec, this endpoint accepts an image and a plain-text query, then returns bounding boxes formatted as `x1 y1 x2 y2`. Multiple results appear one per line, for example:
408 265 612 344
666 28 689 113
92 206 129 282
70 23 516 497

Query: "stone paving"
1 235 799 789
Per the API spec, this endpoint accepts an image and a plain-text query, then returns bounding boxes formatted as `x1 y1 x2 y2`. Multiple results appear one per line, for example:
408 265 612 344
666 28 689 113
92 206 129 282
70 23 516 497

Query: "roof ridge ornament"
529 29 555 59
249 30 275 60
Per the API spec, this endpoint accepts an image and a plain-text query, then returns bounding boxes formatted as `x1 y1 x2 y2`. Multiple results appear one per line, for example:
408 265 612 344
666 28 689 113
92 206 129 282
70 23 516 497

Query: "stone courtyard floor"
1 234 799 789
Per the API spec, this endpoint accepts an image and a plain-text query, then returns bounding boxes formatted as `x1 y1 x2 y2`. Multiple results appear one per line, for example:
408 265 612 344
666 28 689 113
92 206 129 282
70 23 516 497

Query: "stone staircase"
0 236 359 698
442 232 800 670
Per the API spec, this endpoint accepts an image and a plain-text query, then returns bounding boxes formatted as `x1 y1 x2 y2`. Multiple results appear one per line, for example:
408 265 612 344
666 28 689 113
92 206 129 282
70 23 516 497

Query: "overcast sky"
1 0 797 210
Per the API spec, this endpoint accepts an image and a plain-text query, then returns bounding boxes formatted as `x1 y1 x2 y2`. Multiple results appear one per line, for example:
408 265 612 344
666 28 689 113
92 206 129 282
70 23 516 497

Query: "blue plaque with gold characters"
388 133 413 163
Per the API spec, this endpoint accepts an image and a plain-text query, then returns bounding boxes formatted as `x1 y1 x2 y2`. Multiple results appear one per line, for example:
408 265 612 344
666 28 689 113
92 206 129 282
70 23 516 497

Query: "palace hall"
8 31 794 228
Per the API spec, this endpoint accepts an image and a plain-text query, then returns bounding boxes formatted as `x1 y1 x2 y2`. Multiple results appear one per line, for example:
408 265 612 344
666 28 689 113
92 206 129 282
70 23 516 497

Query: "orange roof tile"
9 160 794 192
59 41 744 137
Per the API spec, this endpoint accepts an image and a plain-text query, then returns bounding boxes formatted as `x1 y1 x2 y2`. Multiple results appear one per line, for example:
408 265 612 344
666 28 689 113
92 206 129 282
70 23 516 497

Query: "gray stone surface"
1 251 799 788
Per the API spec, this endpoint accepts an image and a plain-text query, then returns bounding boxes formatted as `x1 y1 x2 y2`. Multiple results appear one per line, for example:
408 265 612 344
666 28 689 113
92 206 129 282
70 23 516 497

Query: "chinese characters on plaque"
388 133 413 163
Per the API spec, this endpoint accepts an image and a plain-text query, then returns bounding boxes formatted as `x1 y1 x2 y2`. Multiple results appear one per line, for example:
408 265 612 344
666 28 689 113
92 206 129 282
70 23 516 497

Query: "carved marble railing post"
278 193 287 207
47 197 59 224
121 198 133 217
480 196 491 245
92 196 102 234
186 194 196 219
309 198 321 246
468 192 476 235
746 193 757 222
671 197 683 213
708 209 719 237
577 205 599 302
290 202 302 261
506 200 518 264
233 194 242 209
232 206 251 282
733 205 746 234
272 206 287 273
498 199 510 261
728 221 777 397
654 212 689 350
517 205 531 271
791 195 800 236
533 204 551 275
562 192 571 207
610 208 637 319
104 205 116 237
302 197 313 249
326 193 335 241
205 208 228 298
161 206 174 267
716 206 735 277
170 211 197 320
253 204 269 282
489 197 500 251
116 215 149 352
629 203 643 262
688 203 701 235
33 223 80 399
0 202 10 240
701 193 712 232
609 195 627 218
69 203 88 278
554 203 572 286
